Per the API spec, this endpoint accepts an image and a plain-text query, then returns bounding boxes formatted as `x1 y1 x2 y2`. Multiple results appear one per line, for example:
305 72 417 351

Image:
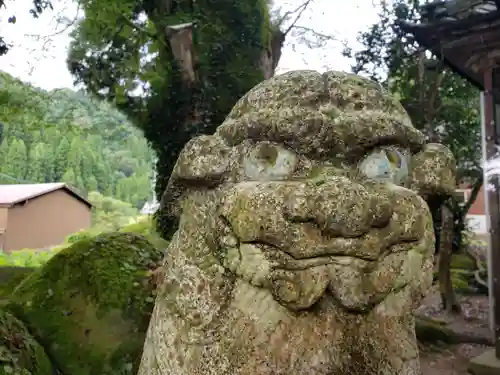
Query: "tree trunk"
438 203 462 314
146 4 284 239
149 6 287 238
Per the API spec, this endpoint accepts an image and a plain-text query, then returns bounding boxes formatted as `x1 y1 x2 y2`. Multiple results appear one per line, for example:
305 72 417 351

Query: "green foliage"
67 0 272 237
450 269 474 293
120 217 169 249
0 214 165 270
64 229 102 245
0 71 155 209
345 0 480 181
450 253 476 271
0 250 59 268
88 191 139 231
345 0 482 264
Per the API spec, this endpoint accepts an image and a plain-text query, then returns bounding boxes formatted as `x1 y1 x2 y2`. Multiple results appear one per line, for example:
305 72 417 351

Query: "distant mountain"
0 71 155 208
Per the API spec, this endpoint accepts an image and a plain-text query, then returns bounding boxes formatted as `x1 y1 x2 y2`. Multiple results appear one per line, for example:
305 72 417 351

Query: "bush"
120 217 169 249
451 269 475 293
120 217 152 236
0 249 60 268
64 228 102 244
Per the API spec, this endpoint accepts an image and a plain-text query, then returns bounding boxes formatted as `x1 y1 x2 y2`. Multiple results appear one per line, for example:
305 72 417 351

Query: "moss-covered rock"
0 308 52 375
0 267 34 300
450 253 476 270
415 316 491 346
8 232 163 375
451 269 474 293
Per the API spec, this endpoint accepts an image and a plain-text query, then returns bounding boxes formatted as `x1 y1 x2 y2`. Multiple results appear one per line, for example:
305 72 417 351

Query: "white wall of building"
465 214 488 234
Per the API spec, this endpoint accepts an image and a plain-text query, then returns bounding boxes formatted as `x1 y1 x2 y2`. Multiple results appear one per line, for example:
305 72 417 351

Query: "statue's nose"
284 176 393 237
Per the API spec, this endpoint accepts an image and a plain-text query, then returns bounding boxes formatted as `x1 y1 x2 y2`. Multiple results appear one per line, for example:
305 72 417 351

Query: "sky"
0 0 380 91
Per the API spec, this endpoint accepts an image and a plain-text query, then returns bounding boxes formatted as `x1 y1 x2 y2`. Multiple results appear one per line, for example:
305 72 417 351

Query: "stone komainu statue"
138 70 456 375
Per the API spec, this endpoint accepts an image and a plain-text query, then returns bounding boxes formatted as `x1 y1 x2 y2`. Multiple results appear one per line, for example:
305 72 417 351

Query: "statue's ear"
158 135 232 233
409 143 456 199
170 135 232 185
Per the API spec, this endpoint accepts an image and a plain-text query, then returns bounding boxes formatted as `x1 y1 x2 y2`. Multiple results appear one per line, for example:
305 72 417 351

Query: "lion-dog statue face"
138 71 456 375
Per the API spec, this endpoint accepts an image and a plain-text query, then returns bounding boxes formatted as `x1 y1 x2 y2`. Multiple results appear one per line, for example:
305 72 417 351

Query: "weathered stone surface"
409 142 456 198
141 70 456 374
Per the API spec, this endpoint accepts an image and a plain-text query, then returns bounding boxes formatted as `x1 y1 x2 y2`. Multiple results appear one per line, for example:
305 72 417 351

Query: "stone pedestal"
468 349 500 375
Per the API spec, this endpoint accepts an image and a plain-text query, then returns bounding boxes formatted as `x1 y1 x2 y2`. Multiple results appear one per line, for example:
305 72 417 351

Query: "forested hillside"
0 71 155 208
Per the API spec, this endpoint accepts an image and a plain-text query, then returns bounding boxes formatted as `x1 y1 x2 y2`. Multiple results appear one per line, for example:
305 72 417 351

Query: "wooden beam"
441 23 500 50
483 67 500 358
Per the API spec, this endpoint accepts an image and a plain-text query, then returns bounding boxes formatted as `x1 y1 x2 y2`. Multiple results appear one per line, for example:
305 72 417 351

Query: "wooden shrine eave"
398 10 500 91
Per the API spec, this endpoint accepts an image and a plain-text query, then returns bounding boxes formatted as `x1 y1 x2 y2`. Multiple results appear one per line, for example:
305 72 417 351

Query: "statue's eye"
358 147 409 185
244 142 298 181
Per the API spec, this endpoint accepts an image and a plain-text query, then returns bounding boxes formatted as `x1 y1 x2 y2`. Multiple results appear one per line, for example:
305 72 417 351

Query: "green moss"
450 253 476 270
0 308 52 375
450 269 473 293
152 0 272 238
0 267 35 301
196 0 270 125
415 317 458 344
8 232 163 375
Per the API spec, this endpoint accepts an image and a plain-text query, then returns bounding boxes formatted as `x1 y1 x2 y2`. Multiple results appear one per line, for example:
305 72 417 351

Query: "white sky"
0 0 380 91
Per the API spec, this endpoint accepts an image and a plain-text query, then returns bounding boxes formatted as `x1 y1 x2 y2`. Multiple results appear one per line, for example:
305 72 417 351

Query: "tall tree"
62 168 77 186
67 138 83 178
53 137 71 180
0 70 155 207
3 138 28 180
26 142 46 182
67 0 330 237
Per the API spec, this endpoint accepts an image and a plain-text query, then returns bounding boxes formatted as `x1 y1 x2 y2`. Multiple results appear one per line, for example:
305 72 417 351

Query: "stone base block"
468 349 500 375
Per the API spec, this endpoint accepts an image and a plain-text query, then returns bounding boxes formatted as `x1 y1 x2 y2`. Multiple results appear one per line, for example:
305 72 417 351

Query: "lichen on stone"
142 70 457 375
409 142 457 198
8 232 163 375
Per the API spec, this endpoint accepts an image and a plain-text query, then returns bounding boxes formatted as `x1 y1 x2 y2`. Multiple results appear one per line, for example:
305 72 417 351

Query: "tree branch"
119 15 158 40
279 0 314 37
291 25 337 41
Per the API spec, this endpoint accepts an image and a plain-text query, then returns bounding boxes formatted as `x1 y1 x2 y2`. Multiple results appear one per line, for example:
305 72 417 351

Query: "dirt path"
416 287 491 341
416 287 493 373
420 344 491 374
